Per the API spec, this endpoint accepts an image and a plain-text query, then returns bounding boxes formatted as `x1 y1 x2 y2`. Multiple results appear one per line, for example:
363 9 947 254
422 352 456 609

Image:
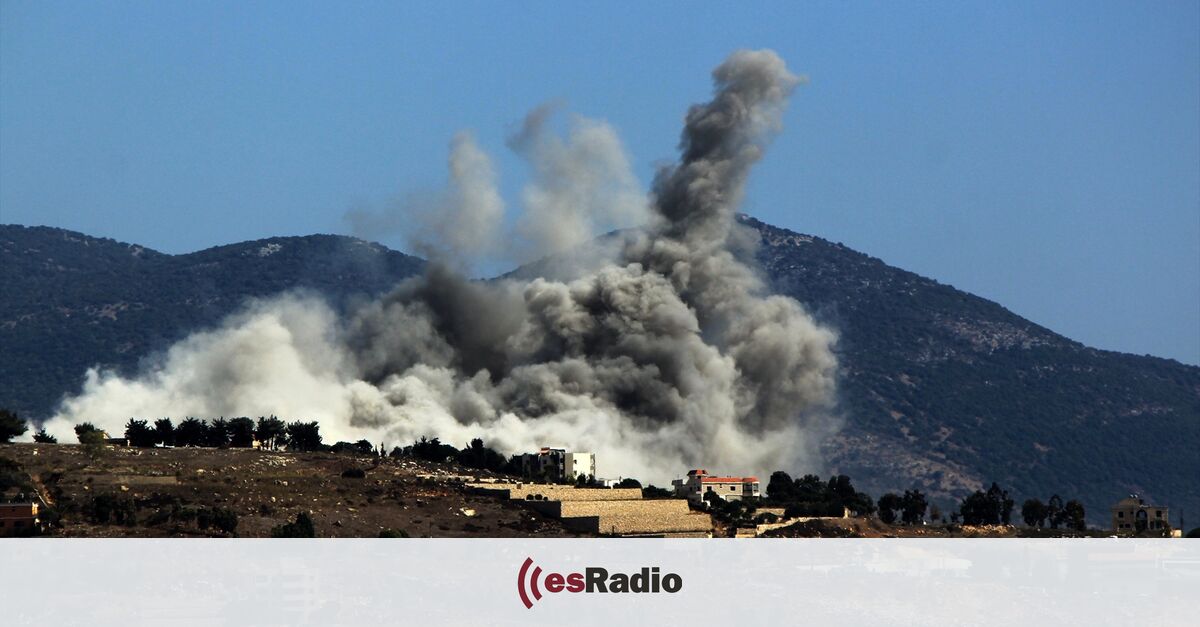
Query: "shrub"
271 512 316 538
642 485 674 499
379 528 410 538
210 508 238 534
89 494 136 526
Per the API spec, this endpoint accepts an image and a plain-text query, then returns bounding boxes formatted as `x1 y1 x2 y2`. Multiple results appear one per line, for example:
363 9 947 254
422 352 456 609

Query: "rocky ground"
759 517 1113 538
1 443 587 538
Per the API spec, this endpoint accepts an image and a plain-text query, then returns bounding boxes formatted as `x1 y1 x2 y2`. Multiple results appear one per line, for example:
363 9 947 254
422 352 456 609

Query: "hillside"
0 225 424 420
0 443 582 538
740 216 1199 521
2 220 1197 523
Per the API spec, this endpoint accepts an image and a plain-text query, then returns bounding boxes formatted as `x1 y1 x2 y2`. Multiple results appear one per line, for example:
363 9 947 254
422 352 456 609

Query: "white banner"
1 539 1196 626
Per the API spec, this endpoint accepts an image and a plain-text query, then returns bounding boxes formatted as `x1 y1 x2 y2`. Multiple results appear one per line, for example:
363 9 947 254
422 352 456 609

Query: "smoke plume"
42 50 838 484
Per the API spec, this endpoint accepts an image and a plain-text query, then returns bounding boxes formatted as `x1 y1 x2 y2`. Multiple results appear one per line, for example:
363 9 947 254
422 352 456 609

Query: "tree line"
68 416 325 451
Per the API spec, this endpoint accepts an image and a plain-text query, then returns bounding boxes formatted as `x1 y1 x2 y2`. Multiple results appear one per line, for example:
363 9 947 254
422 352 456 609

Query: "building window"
1118 512 1124 518
1156 511 1163 518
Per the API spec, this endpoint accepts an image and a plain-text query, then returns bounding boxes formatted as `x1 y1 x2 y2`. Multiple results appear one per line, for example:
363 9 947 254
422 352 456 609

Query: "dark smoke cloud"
43 50 838 483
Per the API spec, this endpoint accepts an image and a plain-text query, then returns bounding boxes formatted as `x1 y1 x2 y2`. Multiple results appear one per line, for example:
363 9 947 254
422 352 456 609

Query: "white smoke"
42 50 838 485
345 131 506 271
346 106 648 271
508 104 651 261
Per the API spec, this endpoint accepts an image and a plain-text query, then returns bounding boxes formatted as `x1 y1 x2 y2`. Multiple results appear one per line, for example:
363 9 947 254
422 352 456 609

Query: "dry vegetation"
759 517 1111 538
1 443 588 538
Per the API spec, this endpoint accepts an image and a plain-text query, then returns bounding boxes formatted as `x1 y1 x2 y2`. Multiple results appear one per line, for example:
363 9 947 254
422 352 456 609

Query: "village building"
0 501 40 537
672 469 761 503
1111 495 1170 533
520 447 596 482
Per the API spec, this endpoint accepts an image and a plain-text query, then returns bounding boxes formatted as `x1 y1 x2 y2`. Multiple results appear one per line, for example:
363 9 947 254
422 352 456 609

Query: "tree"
1046 495 1065 529
642 485 674 499
410 436 455 462
827 475 876 516
877 493 902 524
0 409 28 442
32 429 57 444
74 422 101 440
794 474 827 502
255 416 287 450
154 418 175 447
79 429 107 460
1062 500 1087 532
455 438 506 471
986 482 1014 525
271 512 316 538
929 504 943 523
125 419 157 447
286 421 322 452
207 418 231 447
959 491 992 525
962 483 1013 526
766 471 796 502
175 418 207 447
616 478 642 489
900 489 928 525
228 417 255 447
1022 498 1048 527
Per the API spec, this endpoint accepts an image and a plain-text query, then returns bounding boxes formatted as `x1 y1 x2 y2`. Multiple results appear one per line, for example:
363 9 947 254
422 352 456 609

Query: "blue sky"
2 1 1197 364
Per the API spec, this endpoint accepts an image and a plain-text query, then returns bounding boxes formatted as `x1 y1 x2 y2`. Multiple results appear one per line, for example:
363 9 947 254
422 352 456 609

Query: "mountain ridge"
2 220 1196 523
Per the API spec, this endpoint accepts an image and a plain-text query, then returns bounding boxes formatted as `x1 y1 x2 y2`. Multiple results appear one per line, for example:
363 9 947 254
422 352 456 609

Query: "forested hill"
2 220 1197 523
0 225 424 421
740 216 1198 523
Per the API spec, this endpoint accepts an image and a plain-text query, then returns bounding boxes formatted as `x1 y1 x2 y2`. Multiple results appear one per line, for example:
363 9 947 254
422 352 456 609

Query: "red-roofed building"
672 469 761 503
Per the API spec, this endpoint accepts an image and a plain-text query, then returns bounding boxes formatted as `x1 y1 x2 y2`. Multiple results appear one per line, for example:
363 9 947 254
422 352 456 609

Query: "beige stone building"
672 469 761 503
1110 495 1169 533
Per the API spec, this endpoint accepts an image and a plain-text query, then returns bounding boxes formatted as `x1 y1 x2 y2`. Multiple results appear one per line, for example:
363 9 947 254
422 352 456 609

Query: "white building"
672 469 761 503
565 452 595 480
521 447 596 482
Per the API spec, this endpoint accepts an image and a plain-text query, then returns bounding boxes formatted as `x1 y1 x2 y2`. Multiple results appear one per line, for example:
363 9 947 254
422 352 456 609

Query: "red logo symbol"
517 557 543 609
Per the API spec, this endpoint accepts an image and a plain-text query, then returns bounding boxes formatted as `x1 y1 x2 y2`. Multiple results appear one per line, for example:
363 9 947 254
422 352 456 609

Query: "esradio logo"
517 557 682 608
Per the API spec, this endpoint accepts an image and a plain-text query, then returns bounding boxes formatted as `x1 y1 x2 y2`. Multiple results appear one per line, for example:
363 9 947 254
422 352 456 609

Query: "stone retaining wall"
465 483 642 501
531 499 691 518
566 512 713 535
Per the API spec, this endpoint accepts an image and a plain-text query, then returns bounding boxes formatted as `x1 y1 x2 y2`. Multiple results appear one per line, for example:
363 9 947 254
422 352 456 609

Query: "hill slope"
740 217 1198 522
2 221 1196 523
0 225 424 420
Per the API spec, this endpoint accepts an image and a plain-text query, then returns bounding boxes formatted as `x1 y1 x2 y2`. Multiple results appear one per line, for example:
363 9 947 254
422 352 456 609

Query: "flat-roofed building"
521 447 597 482
0 502 39 536
565 452 595 480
